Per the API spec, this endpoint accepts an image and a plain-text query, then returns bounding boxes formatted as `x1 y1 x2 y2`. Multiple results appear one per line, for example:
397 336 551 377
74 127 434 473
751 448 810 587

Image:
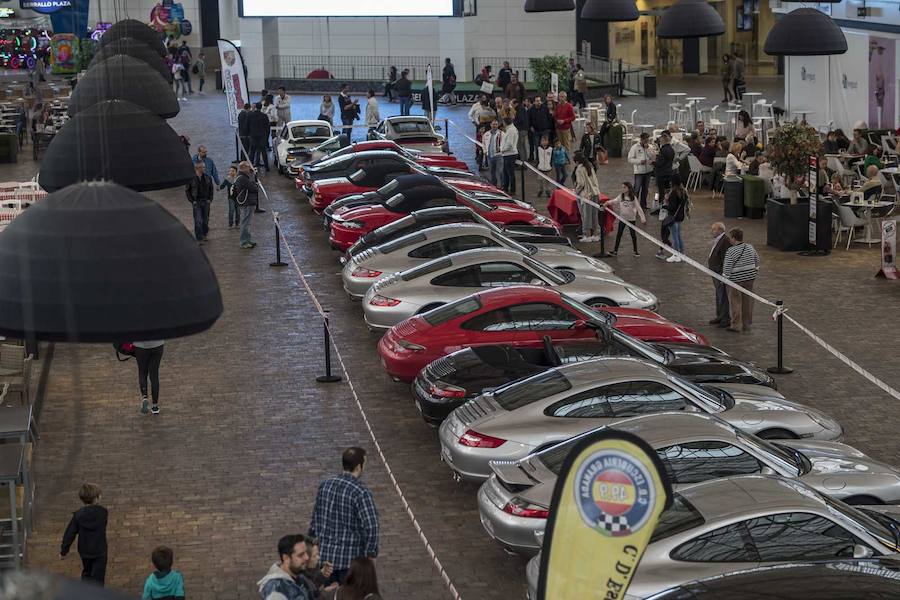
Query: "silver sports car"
362 248 657 331
526 475 900 599
438 357 843 482
342 223 613 299
478 412 900 555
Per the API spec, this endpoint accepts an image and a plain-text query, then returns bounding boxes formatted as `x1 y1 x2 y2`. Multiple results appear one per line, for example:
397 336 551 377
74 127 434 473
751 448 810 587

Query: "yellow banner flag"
538 430 673 600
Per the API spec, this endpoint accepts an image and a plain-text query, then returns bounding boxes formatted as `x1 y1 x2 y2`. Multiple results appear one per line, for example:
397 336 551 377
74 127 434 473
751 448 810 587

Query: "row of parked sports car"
290 133 900 599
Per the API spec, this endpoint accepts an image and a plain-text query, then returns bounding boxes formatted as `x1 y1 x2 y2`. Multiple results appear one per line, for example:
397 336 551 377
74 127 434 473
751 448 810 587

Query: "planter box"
724 179 744 218
766 198 809 251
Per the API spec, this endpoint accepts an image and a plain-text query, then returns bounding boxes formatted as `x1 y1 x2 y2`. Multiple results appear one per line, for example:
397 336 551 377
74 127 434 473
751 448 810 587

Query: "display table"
548 188 613 231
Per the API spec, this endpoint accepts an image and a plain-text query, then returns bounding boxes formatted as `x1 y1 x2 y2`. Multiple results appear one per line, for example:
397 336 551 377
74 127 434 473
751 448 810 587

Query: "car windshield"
561 295 616 327
736 431 805 476
651 494 705 543
825 498 899 550
523 256 567 285
379 232 427 255
455 189 496 211
314 155 353 169
537 432 599 475
489 231 529 254
860 509 900 549
392 120 434 134
493 369 572 411
291 125 331 139
607 329 666 364
422 296 483 326
669 375 727 411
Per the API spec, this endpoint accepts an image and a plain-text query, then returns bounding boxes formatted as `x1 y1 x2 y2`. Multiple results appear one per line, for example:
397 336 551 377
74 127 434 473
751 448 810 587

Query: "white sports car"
274 120 334 174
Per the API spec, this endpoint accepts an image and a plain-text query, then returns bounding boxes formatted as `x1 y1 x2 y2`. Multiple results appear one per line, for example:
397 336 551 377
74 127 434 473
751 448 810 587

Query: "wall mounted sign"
20 0 71 14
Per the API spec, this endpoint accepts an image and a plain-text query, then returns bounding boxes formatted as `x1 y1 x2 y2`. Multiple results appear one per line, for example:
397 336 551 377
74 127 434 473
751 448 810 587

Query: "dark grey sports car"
414 328 775 424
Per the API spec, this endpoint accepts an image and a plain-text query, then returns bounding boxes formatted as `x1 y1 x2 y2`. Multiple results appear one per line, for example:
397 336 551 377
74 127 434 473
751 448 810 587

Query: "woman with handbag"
134 341 165 415
573 151 601 245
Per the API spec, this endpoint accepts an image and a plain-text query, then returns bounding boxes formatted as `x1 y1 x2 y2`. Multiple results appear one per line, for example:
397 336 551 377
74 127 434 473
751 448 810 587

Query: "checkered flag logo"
597 513 630 534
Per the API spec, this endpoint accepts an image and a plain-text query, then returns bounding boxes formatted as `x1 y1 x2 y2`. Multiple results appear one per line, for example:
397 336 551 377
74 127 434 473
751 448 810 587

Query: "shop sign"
20 0 71 14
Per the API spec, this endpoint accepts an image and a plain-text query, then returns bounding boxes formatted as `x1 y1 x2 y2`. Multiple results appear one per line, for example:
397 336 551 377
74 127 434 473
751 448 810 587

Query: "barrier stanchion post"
767 300 794 375
520 159 526 202
269 212 287 268
444 118 450 153
316 311 342 383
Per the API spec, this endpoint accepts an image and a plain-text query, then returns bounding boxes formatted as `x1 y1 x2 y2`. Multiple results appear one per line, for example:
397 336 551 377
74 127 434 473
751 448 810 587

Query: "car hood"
788 440 900 479
662 344 773 386
325 192 381 215
333 204 389 222
713 383 838 424
313 176 350 188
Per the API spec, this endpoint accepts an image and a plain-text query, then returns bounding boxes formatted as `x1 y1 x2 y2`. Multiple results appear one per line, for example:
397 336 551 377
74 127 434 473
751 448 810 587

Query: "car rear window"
493 369 571 411
379 232 427 255
400 257 452 281
392 121 433 134
291 125 332 139
422 296 483 326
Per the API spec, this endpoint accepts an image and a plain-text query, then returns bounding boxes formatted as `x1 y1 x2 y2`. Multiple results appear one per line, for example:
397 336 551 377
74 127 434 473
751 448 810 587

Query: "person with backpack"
662 174 689 263
233 161 259 249
441 57 457 104
193 52 207 93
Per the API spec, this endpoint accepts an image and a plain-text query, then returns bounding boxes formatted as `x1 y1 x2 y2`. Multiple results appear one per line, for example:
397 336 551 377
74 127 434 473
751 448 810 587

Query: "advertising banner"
217 39 248 129
869 36 895 130
808 156 817 246
538 430 672 600
550 72 559 100
878 220 898 279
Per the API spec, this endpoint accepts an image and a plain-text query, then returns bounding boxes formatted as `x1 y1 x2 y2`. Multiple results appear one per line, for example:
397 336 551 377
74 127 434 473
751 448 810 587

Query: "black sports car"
413 329 775 424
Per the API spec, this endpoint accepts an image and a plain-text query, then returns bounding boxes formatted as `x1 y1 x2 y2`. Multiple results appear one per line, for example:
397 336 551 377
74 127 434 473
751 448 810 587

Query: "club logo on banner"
539 430 672 600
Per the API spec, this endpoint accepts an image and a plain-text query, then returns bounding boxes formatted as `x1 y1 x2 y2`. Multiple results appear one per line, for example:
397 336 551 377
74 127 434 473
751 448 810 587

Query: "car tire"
585 297 619 308
842 495 883 506
755 428 798 440
417 303 444 314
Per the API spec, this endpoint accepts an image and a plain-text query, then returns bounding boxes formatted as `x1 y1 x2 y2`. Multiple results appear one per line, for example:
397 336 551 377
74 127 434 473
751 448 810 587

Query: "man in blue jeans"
232 161 259 249
482 119 504 187
394 70 412 116
185 161 213 243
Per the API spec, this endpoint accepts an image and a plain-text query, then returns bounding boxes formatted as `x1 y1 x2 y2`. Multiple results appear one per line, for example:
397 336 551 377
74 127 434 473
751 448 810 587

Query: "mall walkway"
19 77 900 599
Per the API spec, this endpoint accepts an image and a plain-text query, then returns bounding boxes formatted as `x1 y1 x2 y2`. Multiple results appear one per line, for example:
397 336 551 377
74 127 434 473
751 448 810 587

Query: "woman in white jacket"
573 151 601 243
607 182 647 256
365 89 380 135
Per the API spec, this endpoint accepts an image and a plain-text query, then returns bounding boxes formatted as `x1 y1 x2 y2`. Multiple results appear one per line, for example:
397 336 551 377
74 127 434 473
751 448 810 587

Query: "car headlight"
626 286 654 303
809 411 838 431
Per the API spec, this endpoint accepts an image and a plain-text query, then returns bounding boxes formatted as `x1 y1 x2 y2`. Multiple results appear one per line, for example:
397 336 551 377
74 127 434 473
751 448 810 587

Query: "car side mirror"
853 544 874 559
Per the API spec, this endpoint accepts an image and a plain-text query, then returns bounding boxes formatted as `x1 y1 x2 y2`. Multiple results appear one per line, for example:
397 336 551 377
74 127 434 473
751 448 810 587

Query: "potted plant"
765 121 823 251
528 55 571 97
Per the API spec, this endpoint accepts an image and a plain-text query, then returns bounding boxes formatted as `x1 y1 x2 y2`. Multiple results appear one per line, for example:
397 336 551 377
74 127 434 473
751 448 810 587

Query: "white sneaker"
666 255 681 263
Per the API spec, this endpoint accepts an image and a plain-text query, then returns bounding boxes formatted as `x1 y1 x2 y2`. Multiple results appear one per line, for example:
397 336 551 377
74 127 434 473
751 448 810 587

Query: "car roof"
553 356 669 386
679 475 832 523
385 115 430 123
474 285 563 306
387 173 445 190
559 413 739 450
443 247 527 267
346 150 409 160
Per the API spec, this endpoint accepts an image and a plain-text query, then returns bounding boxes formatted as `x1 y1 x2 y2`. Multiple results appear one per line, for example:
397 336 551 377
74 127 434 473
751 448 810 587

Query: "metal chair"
836 203 868 250
686 154 713 191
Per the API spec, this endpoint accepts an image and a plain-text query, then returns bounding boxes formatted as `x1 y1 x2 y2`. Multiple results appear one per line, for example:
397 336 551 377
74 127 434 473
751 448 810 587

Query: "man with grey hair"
185 161 213 243
233 161 259 249
707 221 731 327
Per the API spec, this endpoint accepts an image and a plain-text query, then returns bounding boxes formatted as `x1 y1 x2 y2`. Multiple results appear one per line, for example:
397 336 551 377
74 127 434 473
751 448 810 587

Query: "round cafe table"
842 198 893 245
686 97 706 126
743 91 762 115
792 109 815 123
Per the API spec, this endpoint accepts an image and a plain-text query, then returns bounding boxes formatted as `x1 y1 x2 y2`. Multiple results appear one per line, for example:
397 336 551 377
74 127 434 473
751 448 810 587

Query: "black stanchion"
767 300 794 375
444 118 450 153
316 312 342 383
269 215 287 268
520 161 526 202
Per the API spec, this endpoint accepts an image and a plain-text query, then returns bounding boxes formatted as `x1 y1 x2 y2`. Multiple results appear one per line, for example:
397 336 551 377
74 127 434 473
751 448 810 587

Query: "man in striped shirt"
308 447 380 585
722 228 760 332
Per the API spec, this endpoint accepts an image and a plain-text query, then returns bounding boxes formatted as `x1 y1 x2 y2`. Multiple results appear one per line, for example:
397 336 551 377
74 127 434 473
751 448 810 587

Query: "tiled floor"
13 75 900 599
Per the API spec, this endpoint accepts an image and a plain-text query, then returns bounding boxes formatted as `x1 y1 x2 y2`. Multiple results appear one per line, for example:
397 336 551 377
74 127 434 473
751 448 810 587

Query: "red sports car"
330 140 468 170
308 161 478 212
329 184 560 251
377 286 707 384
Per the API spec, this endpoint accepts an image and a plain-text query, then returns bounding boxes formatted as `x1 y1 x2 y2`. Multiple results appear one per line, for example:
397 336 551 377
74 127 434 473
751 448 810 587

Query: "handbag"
113 342 135 361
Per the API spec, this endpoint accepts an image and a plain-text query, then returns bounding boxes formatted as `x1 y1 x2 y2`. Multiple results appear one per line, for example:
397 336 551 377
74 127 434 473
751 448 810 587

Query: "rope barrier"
444 118 900 403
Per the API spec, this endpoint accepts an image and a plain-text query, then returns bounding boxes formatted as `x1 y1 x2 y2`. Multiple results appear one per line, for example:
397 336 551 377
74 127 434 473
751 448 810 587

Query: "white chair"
836 203 868 250
878 171 896 203
881 135 898 157
686 154 713 191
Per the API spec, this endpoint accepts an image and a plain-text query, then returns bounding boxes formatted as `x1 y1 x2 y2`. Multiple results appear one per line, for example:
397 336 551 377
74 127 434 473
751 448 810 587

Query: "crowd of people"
165 40 208 101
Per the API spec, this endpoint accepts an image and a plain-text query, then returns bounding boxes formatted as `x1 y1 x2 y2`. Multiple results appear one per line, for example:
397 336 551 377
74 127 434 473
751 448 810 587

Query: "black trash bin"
644 74 656 98
215 69 222 91
723 178 744 218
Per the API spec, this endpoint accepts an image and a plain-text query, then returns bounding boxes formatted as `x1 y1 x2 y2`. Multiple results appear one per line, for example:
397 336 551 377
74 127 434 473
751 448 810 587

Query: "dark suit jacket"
238 110 250 137
708 234 731 273
247 110 271 140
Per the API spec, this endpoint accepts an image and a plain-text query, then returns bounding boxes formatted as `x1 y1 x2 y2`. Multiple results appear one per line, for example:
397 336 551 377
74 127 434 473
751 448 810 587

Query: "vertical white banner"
550 72 559 100
217 39 249 128
426 64 434 122
880 220 898 279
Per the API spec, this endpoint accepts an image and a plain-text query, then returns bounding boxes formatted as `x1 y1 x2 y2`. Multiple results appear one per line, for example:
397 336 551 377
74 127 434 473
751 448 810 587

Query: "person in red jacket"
555 91 576 154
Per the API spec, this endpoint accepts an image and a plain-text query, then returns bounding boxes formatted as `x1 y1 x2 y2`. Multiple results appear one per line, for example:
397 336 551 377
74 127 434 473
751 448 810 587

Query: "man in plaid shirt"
308 447 380 584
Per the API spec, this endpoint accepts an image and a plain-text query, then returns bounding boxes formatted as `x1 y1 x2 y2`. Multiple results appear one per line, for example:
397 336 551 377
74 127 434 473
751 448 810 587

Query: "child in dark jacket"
60 482 108 585
219 165 240 228
143 546 186 600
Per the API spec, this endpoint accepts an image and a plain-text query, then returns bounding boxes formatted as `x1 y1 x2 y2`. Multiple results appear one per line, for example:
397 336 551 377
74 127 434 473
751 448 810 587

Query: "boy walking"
142 546 186 600
60 483 108 585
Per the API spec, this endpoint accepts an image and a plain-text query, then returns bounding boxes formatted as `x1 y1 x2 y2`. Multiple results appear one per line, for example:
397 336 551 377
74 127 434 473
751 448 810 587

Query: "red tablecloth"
547 188 614 232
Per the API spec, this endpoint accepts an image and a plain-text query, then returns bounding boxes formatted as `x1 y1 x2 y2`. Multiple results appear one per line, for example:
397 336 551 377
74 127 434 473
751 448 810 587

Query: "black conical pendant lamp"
70 55 179 119
657 0 725 38
0 182 222 342
92 37 173 83
38 100 194 192
581 0 639 21
99 18 166 57
764 8 847 56
524 0 575 12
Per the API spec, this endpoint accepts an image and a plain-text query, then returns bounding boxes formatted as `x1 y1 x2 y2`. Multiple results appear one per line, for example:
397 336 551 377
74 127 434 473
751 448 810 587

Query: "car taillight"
428 382 466 398
503 497 549 519
351 267 383 278
369 294 400 307
458 429 506 448
396 339 426 352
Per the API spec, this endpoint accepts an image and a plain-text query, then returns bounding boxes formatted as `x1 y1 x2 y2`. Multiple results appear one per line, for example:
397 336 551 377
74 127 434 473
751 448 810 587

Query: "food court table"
843 199 893 244
548 188 613 231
